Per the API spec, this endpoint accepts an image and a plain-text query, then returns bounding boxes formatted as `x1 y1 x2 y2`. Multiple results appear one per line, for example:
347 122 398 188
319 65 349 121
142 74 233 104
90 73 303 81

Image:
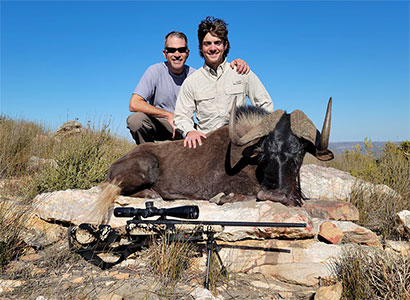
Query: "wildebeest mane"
233 105 270 138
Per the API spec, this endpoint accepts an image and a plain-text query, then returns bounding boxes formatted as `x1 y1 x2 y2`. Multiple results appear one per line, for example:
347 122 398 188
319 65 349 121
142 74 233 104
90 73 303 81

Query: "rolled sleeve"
174 81 196 134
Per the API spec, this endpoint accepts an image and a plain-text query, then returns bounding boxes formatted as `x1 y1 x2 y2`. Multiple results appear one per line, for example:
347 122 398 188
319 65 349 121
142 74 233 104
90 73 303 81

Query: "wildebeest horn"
290 97 332 150
318 97 332 151
229 98 284 146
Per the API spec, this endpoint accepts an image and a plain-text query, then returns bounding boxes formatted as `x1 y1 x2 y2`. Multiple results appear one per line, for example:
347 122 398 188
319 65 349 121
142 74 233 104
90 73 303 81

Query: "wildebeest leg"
106 152 160 196
129 189 162 199
210 192 256 205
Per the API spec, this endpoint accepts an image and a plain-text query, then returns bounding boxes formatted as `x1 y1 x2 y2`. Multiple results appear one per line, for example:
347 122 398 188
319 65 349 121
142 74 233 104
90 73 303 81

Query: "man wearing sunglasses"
127 31 250 144
174 17 273 149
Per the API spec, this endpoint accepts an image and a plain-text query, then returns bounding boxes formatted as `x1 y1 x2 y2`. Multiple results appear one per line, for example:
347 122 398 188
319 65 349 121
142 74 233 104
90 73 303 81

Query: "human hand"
184 130 207 148
230 58 250 74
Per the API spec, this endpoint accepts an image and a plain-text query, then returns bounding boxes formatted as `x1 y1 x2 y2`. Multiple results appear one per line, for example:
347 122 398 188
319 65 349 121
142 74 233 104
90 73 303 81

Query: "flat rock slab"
303 199 359 221
300 164 398 202
202 239 343 287
34 188 314 240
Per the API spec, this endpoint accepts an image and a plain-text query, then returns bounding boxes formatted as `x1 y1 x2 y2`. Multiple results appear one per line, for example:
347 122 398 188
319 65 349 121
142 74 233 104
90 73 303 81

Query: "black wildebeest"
96 97 333 213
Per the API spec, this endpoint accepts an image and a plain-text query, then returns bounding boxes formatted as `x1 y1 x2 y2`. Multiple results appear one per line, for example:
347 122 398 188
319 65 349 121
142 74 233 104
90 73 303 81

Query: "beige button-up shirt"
174 60 273 135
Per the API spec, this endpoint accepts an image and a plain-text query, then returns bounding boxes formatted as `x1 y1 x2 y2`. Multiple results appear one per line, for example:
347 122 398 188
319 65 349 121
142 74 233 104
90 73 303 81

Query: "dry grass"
332 245 410 300
147 231 198 287
0 200 29 270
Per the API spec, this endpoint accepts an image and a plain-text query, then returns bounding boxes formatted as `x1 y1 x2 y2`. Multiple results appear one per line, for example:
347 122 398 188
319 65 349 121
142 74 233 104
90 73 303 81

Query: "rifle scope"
114 201 199 220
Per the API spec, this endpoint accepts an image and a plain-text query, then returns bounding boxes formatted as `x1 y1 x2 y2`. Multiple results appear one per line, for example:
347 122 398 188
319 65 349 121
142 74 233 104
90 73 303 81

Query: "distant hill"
329 141 400 155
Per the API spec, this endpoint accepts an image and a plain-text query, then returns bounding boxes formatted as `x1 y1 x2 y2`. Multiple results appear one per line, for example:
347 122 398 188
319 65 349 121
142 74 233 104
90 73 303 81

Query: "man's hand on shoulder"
230 58 250 75
184 130 207 149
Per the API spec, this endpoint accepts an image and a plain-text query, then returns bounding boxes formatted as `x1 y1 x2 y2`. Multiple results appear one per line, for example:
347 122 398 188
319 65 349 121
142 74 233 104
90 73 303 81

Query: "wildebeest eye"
242 145 262 159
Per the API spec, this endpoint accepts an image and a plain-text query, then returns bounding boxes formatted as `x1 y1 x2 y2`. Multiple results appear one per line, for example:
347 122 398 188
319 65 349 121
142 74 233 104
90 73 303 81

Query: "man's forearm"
129 94 173 120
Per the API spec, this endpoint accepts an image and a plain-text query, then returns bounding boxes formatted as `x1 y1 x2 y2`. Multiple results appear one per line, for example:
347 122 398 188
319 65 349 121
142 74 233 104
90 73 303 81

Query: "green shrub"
26 125 133 199
0 116 50 178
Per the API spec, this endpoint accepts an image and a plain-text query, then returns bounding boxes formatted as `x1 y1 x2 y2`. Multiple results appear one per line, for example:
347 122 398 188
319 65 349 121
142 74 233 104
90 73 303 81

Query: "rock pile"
7 165 409 299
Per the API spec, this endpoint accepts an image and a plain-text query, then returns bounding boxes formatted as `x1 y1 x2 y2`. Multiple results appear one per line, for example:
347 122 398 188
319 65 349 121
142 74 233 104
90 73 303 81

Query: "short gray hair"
164 31 188 49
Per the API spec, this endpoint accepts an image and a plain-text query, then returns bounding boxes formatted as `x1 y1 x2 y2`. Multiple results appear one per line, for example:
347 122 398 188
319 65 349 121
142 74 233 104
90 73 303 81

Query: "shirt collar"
203 59 228 77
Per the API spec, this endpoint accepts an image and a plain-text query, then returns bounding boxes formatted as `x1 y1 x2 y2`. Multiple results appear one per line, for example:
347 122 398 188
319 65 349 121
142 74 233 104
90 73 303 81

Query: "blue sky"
1 0 409 142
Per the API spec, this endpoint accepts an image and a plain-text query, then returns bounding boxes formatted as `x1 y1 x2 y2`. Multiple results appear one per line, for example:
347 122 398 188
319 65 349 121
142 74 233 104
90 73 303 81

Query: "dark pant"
126 112 183 144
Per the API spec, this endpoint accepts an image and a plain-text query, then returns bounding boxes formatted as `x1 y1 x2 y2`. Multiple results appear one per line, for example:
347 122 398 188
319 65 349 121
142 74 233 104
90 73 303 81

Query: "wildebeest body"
107 126 261 200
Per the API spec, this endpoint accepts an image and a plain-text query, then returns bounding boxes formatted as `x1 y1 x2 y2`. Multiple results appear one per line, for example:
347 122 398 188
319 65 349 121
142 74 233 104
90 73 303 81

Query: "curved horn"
318 97 332 151
229 98 284 146
228 98 244 145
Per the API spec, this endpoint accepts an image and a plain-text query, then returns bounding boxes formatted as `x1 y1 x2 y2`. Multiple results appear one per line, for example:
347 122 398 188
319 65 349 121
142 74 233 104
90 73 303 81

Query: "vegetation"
305 138 410 240
332 245 410 300
0 115 134 271
0 115 409 296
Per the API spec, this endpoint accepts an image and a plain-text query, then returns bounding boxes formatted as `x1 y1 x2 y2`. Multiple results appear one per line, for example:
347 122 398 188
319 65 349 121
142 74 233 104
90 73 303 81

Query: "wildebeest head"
229 98 333 206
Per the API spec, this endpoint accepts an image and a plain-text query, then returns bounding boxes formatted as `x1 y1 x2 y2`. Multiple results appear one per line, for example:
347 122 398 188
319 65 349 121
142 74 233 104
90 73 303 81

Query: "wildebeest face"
256 114 307 206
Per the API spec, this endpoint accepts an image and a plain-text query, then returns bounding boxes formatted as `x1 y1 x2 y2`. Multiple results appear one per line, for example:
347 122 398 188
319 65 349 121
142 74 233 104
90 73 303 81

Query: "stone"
300 165 399 202
0 280 24 294
112 273 129 280
314 282 343 300
72 277 84 284
55 120 86 136
215 239 342 287
35 190 314 240
340 225 381 247
22 213 67 249
385 240 410 256
397 210 410 232
312 219 381 247
34 186 103 225
319 222 344 244
98 292 123 300
260 263 332 287
20 253 41 262
303 199 359 221
190 286 224 300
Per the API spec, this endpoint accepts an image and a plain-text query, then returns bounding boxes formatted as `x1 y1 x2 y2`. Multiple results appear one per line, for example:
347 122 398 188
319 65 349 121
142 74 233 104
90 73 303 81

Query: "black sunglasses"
165 47 188 53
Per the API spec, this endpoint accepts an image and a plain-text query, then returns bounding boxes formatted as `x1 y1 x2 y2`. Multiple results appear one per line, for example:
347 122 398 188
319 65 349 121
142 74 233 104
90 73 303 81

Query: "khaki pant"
126 112 183 144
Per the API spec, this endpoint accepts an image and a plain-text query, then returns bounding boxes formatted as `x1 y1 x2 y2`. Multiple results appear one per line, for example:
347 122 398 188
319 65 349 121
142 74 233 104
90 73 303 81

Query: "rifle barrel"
128 219 306 228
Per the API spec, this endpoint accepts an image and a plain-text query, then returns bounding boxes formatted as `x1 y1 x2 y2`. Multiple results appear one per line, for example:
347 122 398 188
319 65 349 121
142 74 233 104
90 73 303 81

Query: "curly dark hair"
197 16 230 58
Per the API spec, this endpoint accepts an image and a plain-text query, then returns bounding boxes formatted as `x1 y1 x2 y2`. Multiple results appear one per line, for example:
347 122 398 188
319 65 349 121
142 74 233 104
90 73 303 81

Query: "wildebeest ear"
314 149 334 161
290 110 318 145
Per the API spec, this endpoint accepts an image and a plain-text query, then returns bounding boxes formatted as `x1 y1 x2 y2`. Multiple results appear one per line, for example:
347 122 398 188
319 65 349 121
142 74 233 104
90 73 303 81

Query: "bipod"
204 228 227 289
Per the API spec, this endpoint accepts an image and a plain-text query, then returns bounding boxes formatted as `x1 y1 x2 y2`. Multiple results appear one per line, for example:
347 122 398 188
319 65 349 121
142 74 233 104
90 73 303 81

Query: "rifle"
69 201 307 289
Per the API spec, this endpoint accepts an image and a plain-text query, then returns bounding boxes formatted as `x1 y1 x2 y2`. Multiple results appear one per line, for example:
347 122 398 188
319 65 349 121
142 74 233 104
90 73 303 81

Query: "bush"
0 116 51 178
11 121 135 201
332 245 410 300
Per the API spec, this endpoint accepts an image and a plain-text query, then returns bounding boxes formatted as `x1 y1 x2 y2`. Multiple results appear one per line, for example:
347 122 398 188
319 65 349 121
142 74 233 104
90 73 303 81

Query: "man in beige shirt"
174 16 274 148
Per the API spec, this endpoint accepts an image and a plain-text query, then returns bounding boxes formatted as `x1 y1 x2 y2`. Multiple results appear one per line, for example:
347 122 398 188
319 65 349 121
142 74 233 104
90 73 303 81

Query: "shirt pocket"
225 82 245 96
194 91 217 121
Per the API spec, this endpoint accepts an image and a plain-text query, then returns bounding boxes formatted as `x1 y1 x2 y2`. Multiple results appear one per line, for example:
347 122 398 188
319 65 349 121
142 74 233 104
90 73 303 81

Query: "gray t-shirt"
133 62 196 113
